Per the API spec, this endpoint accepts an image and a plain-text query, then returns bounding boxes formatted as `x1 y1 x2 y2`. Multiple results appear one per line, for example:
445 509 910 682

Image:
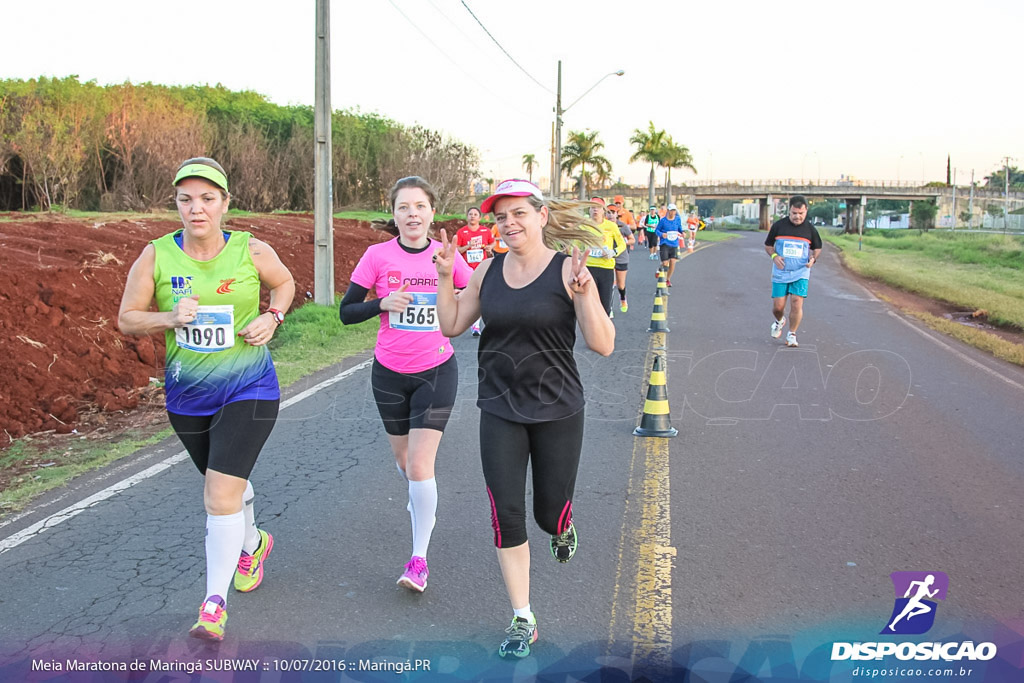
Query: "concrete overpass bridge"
600 180 1022 231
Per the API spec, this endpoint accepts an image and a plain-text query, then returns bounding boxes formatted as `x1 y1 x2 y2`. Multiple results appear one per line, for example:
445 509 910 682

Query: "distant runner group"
116 160 822 657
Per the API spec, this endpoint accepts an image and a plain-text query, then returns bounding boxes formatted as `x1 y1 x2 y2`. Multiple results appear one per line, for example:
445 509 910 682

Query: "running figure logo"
881 571 949 635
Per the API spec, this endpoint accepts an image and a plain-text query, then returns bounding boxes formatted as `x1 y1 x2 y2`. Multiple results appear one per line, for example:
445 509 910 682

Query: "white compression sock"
205 511 245 602
408 478 437 558
241 481 260 554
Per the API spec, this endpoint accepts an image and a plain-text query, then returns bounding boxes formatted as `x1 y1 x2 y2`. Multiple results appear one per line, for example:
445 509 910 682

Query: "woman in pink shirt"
340 176 473 592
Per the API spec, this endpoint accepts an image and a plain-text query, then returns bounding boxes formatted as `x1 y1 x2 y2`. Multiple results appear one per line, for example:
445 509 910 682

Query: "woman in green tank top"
117 157 295 642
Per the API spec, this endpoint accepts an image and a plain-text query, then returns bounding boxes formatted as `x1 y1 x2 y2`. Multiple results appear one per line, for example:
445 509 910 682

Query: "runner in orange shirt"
685 211 699 252
491 224 508 255
613 195 637 250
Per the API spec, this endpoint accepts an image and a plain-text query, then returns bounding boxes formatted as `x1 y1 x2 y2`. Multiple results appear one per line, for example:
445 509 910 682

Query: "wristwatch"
267 308 285 325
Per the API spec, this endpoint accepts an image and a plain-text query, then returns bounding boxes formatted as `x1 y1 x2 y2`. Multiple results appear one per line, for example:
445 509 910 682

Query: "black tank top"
477 252 584 423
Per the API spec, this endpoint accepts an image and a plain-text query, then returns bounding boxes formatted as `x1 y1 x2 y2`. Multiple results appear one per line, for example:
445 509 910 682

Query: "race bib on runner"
175 305 235 353
589 247 606 258
467 248 484 263
497 239 507 249
782 241 806 259
389 292 439 332
664 230 679 242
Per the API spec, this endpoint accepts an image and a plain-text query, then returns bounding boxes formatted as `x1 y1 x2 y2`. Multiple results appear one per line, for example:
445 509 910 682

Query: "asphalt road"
1 231 1021 682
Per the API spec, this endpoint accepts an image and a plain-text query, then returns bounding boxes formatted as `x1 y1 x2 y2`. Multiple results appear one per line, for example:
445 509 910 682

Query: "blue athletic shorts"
771 279 809 298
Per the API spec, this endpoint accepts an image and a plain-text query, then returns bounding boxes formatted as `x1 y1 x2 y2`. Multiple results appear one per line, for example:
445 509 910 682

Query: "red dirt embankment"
0 213 467 444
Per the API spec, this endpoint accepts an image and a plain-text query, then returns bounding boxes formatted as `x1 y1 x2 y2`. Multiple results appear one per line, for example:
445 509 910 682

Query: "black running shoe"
549 521 577 563
498 615 538 658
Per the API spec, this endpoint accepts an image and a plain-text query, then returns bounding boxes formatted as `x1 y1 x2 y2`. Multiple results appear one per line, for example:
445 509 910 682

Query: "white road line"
886 311 1024 393
0 358 373 555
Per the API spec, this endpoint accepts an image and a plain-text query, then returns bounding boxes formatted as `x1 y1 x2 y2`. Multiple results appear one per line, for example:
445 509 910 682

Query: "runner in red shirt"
455 207 494 335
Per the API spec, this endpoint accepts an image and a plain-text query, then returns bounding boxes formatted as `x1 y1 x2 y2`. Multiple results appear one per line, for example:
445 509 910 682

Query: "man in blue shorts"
764 195 822 347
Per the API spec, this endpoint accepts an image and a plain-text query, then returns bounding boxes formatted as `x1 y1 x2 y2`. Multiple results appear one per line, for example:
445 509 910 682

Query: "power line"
384 0 541 121
425 0 489 55
459 0 554 95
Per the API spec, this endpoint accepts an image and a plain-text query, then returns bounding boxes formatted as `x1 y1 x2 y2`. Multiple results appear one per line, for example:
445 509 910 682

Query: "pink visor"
481 179 544 214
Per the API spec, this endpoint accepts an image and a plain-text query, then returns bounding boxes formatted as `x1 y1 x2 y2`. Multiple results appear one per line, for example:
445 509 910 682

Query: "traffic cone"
633 354 678 437
656 267 669 296
648 291 669 332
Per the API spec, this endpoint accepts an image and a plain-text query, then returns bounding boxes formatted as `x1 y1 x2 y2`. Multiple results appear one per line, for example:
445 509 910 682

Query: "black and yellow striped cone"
648 291 669 332
633 354 678 437
656 268 668 297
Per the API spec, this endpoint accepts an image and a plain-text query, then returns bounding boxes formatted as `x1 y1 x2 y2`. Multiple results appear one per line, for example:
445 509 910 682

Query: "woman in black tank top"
431 179 614 658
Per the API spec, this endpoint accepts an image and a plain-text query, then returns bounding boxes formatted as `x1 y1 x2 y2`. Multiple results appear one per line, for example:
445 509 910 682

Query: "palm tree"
659 137 696 207
560 130 611 200
629 121 668 207
521 153 536 183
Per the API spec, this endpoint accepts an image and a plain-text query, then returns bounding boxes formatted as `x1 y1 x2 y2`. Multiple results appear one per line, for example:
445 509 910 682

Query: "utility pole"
951 168 957 230
314 0 334 306
1003 156 1012 232
553 61 562 198
549 121 555 195
968 169 974 229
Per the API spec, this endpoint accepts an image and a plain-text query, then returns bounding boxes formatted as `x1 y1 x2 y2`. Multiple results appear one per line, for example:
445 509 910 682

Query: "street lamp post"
552 61 623 197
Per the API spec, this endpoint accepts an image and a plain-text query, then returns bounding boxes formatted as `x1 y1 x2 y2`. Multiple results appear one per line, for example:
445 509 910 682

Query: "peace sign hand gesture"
432 229 457 278
569 246 593 295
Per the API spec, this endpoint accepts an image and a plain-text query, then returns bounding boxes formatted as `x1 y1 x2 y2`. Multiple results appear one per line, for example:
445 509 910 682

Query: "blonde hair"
516 196 604 251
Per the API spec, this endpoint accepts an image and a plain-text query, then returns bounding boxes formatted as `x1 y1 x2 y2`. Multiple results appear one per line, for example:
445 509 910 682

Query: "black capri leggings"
589 266 616 315
480 409 585 548
168 399 280 479
371 355 459 435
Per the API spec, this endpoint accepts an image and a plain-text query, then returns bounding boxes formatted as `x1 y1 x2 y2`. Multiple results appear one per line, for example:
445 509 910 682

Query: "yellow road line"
631 413 675 668
606 330 677 671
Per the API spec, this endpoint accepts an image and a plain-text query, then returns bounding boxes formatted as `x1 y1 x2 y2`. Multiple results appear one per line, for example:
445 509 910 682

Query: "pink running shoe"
397 556 429 592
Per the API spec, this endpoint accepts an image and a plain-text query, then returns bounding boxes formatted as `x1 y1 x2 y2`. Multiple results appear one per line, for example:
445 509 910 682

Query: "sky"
3 0 1022 189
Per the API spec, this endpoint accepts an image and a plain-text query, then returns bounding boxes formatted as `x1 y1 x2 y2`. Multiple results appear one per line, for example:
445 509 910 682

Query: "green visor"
173 164 228 192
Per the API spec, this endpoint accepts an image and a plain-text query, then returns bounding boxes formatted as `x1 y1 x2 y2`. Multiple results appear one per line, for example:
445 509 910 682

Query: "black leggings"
480 409 585 548
168 399 280 479
371 355 459 435
590 266 615 315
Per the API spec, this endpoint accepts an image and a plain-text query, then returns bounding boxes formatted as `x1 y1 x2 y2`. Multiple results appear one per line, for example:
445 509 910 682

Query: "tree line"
0 76 479 213
544 122 695 206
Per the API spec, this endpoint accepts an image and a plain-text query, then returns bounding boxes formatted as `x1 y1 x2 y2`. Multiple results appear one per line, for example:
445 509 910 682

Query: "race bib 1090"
175 305 235 353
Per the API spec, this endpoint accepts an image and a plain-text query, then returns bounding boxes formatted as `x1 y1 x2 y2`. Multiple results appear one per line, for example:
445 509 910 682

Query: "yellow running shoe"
234 529 274 592
189 596 227 641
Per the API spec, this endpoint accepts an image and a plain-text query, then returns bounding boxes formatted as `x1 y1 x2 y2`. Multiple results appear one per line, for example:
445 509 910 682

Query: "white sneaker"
785 331 798 347
770 316 786 338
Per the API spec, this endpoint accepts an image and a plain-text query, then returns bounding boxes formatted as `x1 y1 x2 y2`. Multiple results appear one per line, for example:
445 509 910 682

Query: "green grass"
268 302 378 386
825 232 1024 329
892 306 1024 367
0 428 174 514
0 303 378 515
692 230 740 243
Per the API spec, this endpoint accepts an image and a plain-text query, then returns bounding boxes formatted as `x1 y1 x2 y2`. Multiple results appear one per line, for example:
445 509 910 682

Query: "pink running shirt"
350 237 473 373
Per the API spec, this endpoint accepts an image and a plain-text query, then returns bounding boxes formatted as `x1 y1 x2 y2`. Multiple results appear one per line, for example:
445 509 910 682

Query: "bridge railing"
682 179 935 189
